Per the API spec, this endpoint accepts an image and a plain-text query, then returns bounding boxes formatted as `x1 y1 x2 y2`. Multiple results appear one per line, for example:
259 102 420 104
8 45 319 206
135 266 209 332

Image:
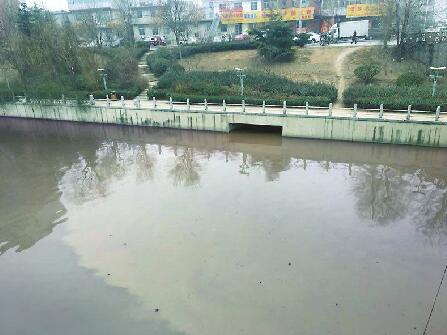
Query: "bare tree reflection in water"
352 165 409 225
61 141 156 204
352 164 447 243
169 148 201 187
410 170 447 243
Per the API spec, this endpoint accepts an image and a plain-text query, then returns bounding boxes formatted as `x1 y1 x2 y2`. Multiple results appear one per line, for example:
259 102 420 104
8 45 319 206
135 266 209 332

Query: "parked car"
293 32 320 45
146 35 166 46
179 36 198 45
234 33 250 41
307 32 321 43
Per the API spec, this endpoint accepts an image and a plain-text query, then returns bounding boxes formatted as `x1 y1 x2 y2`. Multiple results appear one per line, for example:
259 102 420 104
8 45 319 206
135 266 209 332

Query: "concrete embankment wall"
1 103 446 147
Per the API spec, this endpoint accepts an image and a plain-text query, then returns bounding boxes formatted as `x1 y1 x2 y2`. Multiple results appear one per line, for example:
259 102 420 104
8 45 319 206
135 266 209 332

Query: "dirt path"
334 46 364 106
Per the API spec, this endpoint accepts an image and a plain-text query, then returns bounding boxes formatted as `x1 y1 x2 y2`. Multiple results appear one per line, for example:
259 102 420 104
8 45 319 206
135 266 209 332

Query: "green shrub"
396 71 426 87
354 64 381 84
149 58 172 76
250 15 295 63
343 84 446 111
294 33 310 47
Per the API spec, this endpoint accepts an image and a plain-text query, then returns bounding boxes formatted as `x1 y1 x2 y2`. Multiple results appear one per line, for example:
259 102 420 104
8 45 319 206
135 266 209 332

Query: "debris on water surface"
154 308 160 312
335 303 338 306
288 262 292 266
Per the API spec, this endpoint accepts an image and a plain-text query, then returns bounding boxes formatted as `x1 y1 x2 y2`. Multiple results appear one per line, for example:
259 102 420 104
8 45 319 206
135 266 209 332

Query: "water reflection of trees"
61 142 156 204
2 119 447 256
168 148 201 187
351 164 447 241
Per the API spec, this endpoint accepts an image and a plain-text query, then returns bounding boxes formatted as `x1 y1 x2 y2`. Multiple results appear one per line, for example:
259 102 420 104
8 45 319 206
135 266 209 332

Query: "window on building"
234 2 242 9
281 0 287 9
221 24 228 32
219 3 227 10
137 9 143 18
138 27 145 36
251 1 258 10
152 27 159 35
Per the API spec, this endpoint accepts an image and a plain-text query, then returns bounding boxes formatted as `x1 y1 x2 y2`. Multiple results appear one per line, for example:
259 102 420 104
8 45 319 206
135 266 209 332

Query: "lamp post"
430 66 446 97
235 67 246 96
97 68 108 91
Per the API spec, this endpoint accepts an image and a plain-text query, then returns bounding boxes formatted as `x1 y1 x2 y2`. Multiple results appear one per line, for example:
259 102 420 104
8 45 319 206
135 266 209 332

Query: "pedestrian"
351 30 358 45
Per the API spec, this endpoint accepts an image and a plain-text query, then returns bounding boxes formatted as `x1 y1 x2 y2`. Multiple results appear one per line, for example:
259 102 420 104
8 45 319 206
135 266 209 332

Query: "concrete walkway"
134 50 158 101
95 99 447 123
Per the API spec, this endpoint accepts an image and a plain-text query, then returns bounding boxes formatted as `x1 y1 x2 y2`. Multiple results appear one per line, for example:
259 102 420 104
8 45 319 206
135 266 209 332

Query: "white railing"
9 96 445 123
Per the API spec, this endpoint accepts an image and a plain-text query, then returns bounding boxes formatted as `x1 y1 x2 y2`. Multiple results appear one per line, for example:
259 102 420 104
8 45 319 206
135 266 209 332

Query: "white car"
307 32 321 43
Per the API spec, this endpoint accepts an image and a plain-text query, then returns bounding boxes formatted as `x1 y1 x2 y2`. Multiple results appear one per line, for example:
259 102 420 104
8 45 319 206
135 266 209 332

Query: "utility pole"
298 0 303 33
235 67 246 96
430 66 446 97
97 68 108 91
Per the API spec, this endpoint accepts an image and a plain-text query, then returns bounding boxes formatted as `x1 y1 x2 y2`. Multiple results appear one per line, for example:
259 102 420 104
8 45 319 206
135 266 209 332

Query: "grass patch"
180 47 346 86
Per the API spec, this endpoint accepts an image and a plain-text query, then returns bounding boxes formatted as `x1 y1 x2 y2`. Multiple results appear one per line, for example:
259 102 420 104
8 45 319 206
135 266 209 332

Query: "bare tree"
157 0 201 59
113 0 135 46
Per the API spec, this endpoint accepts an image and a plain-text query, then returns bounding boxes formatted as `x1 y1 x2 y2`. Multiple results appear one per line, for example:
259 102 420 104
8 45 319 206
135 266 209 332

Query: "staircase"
134 50 158 101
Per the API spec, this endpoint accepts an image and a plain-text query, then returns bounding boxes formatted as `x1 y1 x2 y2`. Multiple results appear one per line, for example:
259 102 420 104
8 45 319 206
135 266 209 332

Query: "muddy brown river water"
0 118 446 335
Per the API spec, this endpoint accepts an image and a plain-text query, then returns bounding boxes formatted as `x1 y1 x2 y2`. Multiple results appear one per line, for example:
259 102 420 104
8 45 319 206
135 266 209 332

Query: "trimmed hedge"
396 71 426 87
156 70 337 101
343 84 447 111
147 88 333 107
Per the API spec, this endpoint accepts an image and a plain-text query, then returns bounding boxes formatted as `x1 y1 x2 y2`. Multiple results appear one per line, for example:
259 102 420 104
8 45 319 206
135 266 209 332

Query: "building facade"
56 0 213 44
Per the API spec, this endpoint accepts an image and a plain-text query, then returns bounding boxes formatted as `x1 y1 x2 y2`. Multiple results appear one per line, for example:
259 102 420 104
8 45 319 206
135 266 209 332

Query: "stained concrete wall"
1 103 447 147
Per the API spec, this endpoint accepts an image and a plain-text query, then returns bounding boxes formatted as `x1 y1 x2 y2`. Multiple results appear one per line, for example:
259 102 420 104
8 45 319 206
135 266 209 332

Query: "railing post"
328 103 333 116
187 98 190 110
169 96 173 110
353 103 358 118
435 106 440 121
406 105 412 121
134 99 141 108
305 101 309 115
153 96 157 108
204 99 208 112
223 99 226 112
121 96 125 108
242 100 245 113
262 100 266 113
379 104 384 119
106 95 110 107
61 94 65 104
89 94 95 106
283 100 287 115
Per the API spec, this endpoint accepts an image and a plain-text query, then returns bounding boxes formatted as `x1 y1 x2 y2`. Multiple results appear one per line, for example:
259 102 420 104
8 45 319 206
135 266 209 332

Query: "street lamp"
97 68 108 91
429 66 446 97
235 67 246 96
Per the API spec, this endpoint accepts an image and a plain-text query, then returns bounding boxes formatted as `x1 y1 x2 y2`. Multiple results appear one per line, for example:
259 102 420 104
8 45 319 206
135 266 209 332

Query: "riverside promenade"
1 98 446 147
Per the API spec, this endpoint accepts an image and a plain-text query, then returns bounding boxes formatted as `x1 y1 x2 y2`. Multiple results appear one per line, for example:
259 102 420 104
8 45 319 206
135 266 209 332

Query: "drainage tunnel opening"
229 123 283 134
